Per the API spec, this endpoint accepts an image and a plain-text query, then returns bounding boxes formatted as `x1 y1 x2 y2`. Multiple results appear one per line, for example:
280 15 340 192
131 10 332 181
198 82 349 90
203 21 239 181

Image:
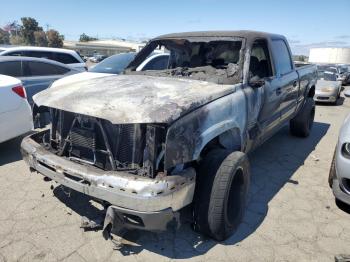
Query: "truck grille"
52 110 148 173
70 127 96 149
117 124 137 164
69 127 96 162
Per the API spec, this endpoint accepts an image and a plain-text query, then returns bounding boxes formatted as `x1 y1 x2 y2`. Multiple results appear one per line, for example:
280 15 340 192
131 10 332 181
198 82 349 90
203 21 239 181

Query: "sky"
1 0 350 55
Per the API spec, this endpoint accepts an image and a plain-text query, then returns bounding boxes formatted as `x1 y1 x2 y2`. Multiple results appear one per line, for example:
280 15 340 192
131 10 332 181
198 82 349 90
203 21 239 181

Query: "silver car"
329 112 350 205
314 70 342 104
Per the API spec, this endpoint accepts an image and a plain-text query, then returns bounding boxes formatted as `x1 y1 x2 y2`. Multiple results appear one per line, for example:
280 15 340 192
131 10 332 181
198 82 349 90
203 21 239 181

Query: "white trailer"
309 48 350 64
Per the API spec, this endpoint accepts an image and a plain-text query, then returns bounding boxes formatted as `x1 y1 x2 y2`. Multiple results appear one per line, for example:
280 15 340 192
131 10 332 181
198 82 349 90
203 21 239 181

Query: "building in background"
309 48 350 64
64 39 145 57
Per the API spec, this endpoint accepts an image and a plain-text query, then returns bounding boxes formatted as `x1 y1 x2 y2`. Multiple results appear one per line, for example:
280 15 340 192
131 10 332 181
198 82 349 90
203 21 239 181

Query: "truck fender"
164 90 247 169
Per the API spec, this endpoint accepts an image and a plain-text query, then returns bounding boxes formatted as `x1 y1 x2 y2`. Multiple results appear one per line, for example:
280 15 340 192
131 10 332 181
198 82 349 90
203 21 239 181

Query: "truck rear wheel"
193 149 250 241
290 97 315 137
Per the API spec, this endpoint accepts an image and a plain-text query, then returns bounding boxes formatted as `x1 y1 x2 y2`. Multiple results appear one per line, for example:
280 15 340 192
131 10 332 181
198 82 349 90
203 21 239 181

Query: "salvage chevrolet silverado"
21 31 317 242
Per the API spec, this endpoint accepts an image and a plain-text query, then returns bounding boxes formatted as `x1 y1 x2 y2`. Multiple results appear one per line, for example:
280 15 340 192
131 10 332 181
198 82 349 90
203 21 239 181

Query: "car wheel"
290 97 315 137
329 150 336 188
193 149 250 241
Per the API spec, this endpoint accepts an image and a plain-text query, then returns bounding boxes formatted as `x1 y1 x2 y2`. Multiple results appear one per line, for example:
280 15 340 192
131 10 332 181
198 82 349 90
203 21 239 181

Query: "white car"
0 46 87 72
50 53 169 88
0 75 33 143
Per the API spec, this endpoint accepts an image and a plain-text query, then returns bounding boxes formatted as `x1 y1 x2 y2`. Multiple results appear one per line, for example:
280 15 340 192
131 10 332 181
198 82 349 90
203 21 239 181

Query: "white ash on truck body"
21 30 317 241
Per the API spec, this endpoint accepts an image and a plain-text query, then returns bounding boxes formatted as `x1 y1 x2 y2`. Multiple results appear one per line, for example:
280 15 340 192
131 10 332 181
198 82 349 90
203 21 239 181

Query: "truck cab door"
270 39 298 121
247 39 282 141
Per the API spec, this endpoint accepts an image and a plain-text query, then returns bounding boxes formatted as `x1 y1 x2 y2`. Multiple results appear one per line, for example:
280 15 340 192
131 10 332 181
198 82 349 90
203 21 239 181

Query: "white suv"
0 46 86 71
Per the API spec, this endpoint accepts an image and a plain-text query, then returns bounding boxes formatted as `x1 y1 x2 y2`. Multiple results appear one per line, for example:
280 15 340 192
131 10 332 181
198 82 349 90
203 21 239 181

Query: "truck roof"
154 30 285 41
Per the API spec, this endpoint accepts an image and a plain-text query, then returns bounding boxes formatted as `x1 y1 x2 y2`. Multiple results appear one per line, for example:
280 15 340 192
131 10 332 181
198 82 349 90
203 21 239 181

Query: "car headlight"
342 143 350 159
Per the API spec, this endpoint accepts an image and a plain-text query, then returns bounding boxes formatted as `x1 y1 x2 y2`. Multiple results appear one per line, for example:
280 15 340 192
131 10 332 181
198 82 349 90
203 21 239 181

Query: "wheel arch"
196 126 243 160
308 85 315 98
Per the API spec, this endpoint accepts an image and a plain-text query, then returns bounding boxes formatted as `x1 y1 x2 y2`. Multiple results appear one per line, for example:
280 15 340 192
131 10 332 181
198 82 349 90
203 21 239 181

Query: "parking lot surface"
1 88 350 262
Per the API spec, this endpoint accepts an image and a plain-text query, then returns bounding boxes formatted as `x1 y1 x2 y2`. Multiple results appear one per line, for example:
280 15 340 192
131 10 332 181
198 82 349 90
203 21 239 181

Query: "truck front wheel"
193 150 250 241
290 97 315 137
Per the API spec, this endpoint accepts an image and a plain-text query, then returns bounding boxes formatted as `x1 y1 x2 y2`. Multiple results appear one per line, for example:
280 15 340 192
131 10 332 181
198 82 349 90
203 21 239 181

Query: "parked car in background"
0 46 87 71
51 52 169 87
317 64 348 85
89 52 136 74
0 75 33 143
21 31 317 242
314 69 342 104
329 113 350 206
340 64 350 84
0 56 79 106
90 52 169 73
89 55 107 63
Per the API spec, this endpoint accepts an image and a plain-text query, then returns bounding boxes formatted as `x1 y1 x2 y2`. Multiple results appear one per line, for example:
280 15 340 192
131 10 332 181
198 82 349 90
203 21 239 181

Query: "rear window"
0 61 22 77
54 53 80 64
6 51 23 57
25 61 70 76
271 40 293 75
7 50 80 64
22 51 53 60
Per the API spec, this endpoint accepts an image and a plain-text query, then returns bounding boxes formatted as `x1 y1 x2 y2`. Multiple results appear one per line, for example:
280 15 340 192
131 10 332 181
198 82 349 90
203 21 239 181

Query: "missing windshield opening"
126 39 243 85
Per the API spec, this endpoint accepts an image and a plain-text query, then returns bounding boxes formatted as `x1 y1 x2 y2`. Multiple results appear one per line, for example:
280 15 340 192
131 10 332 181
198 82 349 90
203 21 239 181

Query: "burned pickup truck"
21 31 317 242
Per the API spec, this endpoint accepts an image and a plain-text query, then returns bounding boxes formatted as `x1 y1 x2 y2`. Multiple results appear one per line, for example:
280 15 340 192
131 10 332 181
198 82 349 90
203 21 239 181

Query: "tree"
34 31 48 46
0 28 10 44
46 29 63 47
20 17 42 45
79 33 97 42
9 35 24 45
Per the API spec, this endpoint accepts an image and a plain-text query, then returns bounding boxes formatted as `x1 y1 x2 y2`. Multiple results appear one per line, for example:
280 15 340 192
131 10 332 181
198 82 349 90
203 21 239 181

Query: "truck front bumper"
21 131 196 231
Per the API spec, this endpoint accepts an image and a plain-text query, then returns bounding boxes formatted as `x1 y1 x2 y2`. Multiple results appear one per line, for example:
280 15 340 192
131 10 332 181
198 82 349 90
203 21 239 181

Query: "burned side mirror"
249 79 265 88
344 90 350 98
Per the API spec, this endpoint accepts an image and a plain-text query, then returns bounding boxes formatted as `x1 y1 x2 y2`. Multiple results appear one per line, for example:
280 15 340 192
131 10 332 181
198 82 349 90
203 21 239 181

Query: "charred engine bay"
42 109 166 178
127 63 240 85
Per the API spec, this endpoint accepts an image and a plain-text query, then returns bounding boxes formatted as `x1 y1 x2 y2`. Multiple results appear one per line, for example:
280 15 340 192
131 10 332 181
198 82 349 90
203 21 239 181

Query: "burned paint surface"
33 74 239 124
165 86 247 169
21 132 196 212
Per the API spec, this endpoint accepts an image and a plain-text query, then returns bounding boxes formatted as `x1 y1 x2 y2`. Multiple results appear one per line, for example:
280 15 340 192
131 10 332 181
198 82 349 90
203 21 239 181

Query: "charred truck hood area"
33 74 240 124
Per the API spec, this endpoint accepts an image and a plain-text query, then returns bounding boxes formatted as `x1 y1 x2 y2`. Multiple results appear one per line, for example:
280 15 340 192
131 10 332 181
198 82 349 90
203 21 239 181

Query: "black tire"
290 97 315 137
329 150 336 188
193 149 250 241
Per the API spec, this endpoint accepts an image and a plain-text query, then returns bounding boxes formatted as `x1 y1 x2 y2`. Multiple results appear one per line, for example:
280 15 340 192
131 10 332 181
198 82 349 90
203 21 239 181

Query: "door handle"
293 81 298 87
276 87 282 95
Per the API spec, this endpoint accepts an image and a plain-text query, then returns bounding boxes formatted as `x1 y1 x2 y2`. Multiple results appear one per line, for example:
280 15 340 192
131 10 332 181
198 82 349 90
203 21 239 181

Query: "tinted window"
25 61 70 76
142 55 169 70
7 51 23 56
89 53 136 74
0 61 22 77
271 40 292 75
54 53 79 64
22 51 53 59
